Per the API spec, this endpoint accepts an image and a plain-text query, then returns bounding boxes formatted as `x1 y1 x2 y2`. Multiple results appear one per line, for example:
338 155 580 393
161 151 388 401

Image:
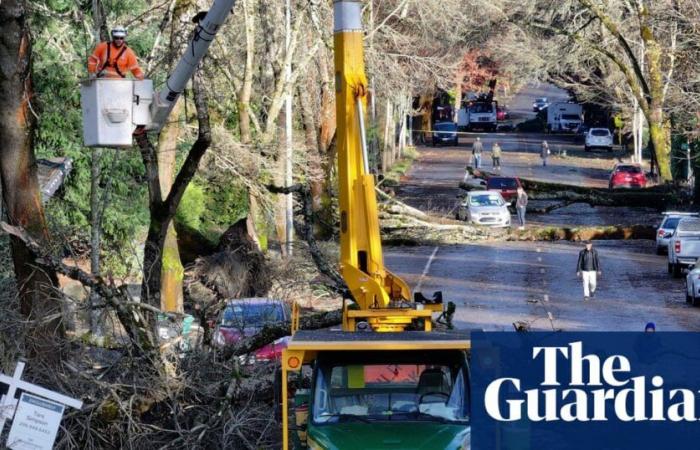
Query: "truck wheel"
668 263 673 274
673 263 682 278
584 146 589 152
693 293 699 307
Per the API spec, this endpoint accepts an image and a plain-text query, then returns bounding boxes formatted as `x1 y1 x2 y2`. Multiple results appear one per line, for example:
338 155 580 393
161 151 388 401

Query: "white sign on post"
6 393 65 450
0 361 82 450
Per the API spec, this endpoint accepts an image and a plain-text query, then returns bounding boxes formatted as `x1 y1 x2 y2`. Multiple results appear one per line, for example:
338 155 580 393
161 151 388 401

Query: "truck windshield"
469 103 493 113
561 114 580 120
312 351 469 425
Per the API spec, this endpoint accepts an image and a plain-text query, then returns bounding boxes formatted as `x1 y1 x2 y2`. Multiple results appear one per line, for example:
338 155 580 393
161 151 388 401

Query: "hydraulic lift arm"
334 1 441 332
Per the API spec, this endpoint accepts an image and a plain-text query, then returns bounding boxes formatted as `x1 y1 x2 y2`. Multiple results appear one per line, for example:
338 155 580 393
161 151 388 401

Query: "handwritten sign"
6 394 65 450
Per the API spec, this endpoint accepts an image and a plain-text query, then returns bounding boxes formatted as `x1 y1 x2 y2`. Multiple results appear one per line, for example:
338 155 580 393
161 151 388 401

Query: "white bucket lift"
80 78 153 147
79 0 237 148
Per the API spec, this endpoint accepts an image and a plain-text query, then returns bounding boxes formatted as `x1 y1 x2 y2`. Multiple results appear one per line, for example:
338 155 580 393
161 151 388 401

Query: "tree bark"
157 99 184 313
138 72 211 308
0 0 64 359
238 0 255 144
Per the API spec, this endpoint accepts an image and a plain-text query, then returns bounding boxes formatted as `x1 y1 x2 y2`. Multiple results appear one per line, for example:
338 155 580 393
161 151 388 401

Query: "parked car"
456 190 511 227
585 128 613 152
486 176 522 206
212 298 291 363
432 121 458 146
496 106 508 121
686 260 700 305
609 163 647 189
532 97 548 112
656 212 700 255
668 217 700 278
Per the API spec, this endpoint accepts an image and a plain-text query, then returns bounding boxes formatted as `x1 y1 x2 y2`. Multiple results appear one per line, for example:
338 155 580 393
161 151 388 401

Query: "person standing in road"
577 241 601 300
541 140 550 167
472 137 483 169
491 142 502 170
515 187 528 230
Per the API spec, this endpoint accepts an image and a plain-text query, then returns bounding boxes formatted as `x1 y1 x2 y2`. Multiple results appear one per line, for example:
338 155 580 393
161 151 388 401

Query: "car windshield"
591 129 610 136
470 193 504 207
470 103 493 113
221 302 285 328
662 217 681 230
434 123 457 131
487 178 518 189
562 114 580 120
616 165 641 174
312 351 469 425
535 98 547 103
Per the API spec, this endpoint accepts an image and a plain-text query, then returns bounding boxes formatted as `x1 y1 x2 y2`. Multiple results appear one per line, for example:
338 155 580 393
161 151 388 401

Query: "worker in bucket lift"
88 26 144 80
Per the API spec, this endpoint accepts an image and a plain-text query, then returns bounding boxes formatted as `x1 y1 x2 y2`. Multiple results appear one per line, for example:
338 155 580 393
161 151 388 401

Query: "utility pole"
284 0 294 256
89 0 104 336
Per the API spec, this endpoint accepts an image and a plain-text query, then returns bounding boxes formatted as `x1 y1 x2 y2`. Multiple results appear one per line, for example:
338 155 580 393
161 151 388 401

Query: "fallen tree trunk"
512 224 656 241
460 169 683 209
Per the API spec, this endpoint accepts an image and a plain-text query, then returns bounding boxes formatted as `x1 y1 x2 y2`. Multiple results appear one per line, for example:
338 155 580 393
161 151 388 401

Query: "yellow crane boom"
333 0 441 332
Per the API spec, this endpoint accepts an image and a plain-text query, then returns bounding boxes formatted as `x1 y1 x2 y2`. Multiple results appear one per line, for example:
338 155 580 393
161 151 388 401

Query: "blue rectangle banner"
471 332 700 450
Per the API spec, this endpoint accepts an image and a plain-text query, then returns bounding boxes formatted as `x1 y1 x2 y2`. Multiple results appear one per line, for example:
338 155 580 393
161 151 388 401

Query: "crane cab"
280 330 472 450
80 78 154 147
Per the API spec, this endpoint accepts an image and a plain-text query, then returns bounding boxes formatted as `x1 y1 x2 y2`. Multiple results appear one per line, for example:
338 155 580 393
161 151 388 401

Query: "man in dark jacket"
577 241 601 300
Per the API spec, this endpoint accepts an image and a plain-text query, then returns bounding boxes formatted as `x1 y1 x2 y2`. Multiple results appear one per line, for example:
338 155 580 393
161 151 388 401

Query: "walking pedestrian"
541 140 550 167
515 187 528 230
491 142 502 170
472 137 483 169
576 241 601 301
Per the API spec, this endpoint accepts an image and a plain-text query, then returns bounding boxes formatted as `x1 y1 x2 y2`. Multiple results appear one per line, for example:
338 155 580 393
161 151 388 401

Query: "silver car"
457 190 511 227
657 212 699 255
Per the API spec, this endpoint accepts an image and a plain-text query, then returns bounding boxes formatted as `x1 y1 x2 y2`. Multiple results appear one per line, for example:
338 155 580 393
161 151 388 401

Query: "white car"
668 217 700 277
686 260 700 306
656 212 699 254
456 191 511 227
584 128 613 152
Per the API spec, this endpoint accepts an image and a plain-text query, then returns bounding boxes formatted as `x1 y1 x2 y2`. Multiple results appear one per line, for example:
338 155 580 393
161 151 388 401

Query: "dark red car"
486 176 522 205
212 298 291 363
609 163 647 189
496 106 508 121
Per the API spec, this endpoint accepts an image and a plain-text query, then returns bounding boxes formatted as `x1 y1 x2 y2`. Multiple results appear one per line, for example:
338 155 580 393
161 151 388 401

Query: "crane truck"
280 2 471 449
79 1 471 448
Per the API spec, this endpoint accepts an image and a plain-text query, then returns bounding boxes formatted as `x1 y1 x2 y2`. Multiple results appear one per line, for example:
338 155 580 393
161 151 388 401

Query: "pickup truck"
668 217 700 277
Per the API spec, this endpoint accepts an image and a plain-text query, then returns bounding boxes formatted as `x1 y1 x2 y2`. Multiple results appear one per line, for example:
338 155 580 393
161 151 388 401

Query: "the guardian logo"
484 341 697 422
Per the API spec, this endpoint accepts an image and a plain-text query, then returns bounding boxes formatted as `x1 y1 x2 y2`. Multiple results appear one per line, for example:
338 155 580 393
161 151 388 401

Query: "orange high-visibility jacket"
88 42 144 79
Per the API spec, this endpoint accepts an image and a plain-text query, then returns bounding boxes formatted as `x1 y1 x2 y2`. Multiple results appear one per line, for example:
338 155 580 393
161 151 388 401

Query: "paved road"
386 241 700 332
386 83 697 332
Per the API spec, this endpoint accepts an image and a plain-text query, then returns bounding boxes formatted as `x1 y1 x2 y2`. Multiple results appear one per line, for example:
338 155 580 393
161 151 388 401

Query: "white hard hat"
111 26 127 38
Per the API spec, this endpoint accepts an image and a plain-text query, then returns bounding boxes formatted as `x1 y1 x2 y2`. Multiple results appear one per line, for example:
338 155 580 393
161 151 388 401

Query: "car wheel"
687 281 692 303
673 263 683 278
